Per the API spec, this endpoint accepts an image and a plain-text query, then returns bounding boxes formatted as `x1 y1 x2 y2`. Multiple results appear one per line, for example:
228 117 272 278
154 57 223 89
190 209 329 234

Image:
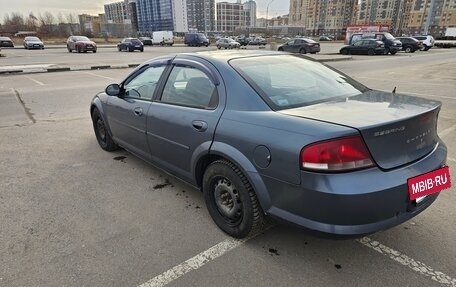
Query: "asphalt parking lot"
0 44 455 287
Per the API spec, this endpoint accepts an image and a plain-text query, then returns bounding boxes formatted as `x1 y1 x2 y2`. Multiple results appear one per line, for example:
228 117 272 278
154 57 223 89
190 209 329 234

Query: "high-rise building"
289 0 307 26
289 0 356 35
243 0 257 27
408 0 456 35
357 0 404 33
104 0 131 24
136 0 188 33
216 2 246 32
187 0 216 32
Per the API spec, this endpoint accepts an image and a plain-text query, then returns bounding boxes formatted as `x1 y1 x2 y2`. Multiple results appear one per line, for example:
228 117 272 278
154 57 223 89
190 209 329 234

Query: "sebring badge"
373 126 406 137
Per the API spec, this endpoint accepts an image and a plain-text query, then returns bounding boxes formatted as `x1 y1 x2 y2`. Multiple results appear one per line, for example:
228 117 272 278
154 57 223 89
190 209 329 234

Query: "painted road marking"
24 75 45 86
448 157 455 163
138 237 247 287
358 237 456 287
138 232 456 287
77 71 115 80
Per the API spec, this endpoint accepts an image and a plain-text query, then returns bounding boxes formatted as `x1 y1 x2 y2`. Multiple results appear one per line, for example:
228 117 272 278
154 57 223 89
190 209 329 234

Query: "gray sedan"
91 51 449 238
23 36 44 49
216 38 240 49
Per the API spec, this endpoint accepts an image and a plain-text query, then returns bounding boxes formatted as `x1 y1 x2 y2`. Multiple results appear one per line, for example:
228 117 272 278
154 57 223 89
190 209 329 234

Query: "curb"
0 56 349 76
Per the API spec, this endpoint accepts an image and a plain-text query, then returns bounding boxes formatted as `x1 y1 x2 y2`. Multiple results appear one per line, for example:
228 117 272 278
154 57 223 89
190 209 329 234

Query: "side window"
160 65 218 109
123 65 166 100
354 40 363 46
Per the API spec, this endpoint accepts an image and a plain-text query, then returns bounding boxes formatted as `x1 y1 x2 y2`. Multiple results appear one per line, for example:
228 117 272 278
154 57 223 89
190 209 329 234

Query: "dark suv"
350 32 402 55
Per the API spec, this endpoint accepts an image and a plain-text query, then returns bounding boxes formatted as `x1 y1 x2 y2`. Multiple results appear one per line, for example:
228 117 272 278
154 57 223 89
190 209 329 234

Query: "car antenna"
392 86 396 94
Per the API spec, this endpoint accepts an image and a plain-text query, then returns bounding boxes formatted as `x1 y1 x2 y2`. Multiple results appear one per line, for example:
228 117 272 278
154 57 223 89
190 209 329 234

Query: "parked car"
278 38 320 54
340 39 386 55
66 36 97 53
319 36 334 41
184 33 210 47
23 36 44 49
216 38 241 49
236 36 250 46
0 36 14 48
349 32 402 55
139 37 153 46
90 51 449 238
413 35 435 51
396 37 422 53
249 37 267 45
117 38 144 52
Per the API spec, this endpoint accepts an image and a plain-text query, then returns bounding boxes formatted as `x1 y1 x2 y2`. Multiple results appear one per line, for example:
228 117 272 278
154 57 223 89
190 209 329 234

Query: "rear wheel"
118 46 121 52
203 160 265 238
423 45 431 51
390 50 397 55
92 108 118 151
299 48 307 54
368 48 375 56
405 47 412 53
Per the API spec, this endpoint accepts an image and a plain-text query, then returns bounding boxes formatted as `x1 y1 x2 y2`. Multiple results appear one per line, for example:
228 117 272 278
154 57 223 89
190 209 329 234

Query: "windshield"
74 36 90 41
197 33 207 39
230 55 366 110
384 33 395 40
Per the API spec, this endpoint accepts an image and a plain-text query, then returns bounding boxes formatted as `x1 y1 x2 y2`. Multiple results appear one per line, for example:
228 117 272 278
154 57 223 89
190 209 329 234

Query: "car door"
106 63 168 159
351 40 364 54
282 39 295 52
146 58 225 183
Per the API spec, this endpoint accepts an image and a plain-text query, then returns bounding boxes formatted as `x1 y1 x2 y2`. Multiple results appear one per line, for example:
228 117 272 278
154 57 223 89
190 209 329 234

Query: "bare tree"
38 12 55 36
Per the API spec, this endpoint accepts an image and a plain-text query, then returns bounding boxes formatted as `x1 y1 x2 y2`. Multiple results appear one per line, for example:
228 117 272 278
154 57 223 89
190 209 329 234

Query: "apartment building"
187 0 216 32
408 0 456 35
104 0 131 24
216 2 247 32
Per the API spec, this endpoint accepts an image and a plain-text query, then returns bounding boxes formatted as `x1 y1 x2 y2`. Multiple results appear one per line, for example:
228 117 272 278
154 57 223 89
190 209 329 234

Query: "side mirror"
105 84 121 96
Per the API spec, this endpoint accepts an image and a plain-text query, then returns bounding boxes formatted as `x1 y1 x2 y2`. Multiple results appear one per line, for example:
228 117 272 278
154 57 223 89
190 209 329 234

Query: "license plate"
407 166 451 201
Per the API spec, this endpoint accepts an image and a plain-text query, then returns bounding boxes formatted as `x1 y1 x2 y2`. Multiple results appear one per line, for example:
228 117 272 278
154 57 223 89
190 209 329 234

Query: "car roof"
0 36 12 40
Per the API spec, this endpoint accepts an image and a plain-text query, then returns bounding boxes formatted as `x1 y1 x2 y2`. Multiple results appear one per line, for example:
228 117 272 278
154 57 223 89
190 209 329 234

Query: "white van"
152 31 174 46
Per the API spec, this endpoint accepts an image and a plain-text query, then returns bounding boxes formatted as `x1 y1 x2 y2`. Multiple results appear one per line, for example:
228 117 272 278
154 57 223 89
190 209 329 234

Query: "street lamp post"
266 0 274 34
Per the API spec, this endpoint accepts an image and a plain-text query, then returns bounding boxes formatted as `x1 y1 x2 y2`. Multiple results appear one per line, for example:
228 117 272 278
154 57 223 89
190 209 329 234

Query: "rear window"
230 55 366 110
131 39 142 44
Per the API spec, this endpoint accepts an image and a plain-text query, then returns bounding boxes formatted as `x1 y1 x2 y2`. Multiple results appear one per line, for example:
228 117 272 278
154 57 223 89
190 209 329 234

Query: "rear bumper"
262 141 447 235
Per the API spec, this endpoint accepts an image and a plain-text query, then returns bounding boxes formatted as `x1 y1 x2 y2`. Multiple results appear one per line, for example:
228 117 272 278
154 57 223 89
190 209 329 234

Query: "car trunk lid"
280 90 441 170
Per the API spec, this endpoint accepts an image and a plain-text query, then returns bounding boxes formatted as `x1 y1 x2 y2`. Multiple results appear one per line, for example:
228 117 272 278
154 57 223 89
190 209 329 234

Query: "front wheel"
67 46 72 53
203 160 265 238
390 50 397 55
92 108 118 151
340 49 348 55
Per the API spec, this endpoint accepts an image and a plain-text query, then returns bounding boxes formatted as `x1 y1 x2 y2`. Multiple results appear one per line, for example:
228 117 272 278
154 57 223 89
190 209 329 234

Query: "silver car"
23 36 44 49
216 38 240 49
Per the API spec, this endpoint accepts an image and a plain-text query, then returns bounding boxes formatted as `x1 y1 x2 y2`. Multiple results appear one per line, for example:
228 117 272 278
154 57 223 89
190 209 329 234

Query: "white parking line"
448 157 456 163
77 71 115 80
357 237 456 286
138 237 247 287
24 75 45 86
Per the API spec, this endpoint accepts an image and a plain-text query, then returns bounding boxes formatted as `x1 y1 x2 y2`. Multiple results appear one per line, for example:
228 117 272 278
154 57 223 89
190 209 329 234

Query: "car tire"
203 160 265 238
278 47 283 51
140 48 144 52
67 46 72 53
384 47 390 55
340 49 348 55
405 47 412 53
93 50 97 53
299 48 307 54
390 50 397 55
217 45 221 49
368 48 375 56
118 46 121 52
76 46 81 53
92 108 118 152
424 46 431 51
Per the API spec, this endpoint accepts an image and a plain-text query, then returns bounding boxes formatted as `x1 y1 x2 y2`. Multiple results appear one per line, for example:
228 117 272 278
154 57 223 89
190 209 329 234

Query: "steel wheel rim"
96 118 106 143
213 177 243 225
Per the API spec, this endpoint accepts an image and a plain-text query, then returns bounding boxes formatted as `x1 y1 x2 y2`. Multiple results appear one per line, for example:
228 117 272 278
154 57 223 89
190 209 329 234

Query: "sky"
1 0 289 21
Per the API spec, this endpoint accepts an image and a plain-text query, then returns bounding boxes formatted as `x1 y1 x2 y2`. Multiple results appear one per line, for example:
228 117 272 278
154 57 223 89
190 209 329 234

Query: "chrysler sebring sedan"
90 51 449 238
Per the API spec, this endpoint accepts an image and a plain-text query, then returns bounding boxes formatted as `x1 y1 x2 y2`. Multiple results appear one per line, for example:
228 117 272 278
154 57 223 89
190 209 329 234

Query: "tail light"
300 135 375 172
306 43 314 47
